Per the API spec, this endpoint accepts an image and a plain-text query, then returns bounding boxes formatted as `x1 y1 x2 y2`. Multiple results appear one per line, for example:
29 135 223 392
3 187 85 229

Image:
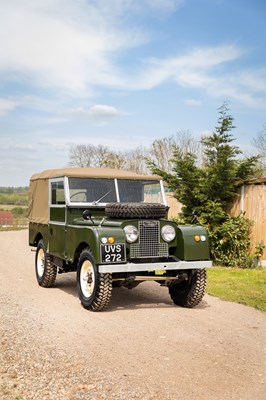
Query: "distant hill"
0 187 28 194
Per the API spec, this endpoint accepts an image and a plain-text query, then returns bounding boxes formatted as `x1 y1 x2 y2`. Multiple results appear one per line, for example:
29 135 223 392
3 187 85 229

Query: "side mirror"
191 210 198 223
83 210 92 220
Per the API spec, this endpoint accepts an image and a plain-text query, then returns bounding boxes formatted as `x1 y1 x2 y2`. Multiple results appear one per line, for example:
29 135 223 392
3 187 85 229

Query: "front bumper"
98 260 212 273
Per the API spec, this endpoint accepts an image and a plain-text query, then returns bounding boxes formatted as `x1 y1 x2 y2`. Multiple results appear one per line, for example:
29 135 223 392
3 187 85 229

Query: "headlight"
161 225 176 242
123 225 139 243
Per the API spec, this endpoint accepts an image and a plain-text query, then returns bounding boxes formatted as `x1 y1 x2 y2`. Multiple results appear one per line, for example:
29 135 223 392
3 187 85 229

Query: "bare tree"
149 130 201 173
103 151 125 169
175 130 201 156
68 144 95 167
92 145 111 168
68 144 126 170
124 146 150 175
252 124 266 171
68 130 201 175
149 136 175 173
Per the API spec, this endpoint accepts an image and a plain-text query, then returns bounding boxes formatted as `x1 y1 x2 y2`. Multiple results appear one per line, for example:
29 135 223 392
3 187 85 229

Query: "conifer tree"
149 102 260 223
148 103 261 266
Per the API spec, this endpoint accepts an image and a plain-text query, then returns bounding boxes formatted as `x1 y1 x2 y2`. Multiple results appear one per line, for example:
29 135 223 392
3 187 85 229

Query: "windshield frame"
65 177 167 207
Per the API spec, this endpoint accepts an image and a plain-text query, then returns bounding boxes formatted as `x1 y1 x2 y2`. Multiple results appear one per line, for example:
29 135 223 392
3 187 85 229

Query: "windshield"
68 178 164 204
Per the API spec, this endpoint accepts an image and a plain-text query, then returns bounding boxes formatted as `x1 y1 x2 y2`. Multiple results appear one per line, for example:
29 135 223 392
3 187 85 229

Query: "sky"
1 0 266 186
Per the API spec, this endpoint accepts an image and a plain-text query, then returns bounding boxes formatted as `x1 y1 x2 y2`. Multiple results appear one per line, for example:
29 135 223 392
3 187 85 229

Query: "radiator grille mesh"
130 221 168 258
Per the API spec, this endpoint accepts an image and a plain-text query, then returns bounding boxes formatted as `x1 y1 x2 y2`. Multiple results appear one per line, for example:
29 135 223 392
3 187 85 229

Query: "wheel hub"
80 260 95 298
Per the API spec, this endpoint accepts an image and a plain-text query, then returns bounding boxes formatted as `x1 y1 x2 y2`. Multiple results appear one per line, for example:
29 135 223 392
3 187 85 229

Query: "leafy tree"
148 103 262 266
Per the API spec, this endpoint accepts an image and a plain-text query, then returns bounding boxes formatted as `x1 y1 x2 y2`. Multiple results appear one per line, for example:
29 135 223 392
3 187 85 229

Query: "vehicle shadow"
109 286 210 311
55 273 78 297
55 273 209 311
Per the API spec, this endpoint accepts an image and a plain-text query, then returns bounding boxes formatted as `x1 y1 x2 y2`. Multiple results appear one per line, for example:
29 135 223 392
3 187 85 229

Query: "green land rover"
28 168 212 311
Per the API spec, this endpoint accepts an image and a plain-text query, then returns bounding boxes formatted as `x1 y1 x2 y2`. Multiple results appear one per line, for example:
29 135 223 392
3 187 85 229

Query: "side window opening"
51 181 65 205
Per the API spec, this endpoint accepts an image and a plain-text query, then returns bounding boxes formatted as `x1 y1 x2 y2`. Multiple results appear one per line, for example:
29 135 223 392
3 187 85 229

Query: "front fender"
66 225 126 264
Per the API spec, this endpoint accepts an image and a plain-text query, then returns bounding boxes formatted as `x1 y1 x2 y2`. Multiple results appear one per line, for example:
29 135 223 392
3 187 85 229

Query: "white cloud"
91 0 183 16
0 1 265 112
122 45 243 90
0 98 16 116
66 104 121 124
13 144 35 151
87 104 120 119
237 69 266 93
0 0 187 97
185 99 202 107
0 0 146 94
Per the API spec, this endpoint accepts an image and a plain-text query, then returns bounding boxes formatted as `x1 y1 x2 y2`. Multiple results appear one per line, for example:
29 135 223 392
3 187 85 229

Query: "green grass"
206 267 266 312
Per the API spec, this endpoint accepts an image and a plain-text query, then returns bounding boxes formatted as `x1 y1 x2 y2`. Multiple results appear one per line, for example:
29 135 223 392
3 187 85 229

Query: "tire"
77 249 112 311
35 239 57 287
169 269 206 308
105 202 167 219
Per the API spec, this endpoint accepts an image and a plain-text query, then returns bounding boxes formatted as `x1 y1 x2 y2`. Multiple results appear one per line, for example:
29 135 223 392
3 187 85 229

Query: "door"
48 178 66 258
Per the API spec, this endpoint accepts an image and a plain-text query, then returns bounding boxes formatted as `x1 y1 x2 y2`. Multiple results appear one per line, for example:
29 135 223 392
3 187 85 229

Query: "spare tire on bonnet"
105 202 167 219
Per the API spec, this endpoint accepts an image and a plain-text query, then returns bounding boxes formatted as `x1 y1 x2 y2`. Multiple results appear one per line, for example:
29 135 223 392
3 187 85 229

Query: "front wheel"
77 249 112 311
35 239 57 287
169 269 206 308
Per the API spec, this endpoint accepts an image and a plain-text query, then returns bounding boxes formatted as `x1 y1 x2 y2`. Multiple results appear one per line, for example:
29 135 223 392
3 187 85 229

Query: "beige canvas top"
30 167 161 181
28 168 162 224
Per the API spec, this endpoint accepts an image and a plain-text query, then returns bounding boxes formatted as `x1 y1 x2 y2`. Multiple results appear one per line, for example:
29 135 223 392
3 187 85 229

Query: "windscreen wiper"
93 189 113 205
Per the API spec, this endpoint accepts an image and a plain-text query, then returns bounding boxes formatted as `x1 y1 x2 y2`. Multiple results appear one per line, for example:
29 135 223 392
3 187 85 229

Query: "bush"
11 207 28 218
209 215 253 268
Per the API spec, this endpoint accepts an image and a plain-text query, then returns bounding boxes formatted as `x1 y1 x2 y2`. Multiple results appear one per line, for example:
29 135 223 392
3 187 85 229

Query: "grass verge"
206 267 266 312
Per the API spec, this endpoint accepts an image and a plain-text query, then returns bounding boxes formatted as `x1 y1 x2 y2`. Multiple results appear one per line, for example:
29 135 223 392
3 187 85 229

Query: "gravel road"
1 230 265 400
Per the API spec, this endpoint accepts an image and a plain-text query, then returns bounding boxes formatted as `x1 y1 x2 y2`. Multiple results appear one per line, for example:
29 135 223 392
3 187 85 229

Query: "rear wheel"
77 249 112 311
35 239 57 287
169 269 206 308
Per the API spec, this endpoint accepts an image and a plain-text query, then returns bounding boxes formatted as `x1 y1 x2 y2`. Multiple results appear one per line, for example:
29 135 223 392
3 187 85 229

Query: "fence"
166 184 266 262
228 184 266 261
0 218 28 229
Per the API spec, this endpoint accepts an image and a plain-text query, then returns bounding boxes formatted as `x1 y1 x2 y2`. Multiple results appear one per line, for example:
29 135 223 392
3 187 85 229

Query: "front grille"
130 220 168 258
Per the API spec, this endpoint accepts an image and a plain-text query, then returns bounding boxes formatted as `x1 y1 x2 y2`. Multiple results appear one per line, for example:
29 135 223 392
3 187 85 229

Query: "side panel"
48 223 66 258
28 179 49 224
28 222 49 249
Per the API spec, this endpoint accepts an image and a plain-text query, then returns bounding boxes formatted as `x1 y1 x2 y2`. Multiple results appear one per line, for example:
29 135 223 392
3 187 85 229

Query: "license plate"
101 244 125 263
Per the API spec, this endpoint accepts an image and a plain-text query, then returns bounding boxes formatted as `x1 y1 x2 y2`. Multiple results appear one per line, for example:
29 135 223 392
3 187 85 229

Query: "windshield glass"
68 178 164 204
117 180 163 203
68 178 117 203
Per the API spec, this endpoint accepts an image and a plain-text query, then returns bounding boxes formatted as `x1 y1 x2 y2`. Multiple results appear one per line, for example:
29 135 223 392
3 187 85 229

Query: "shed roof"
30 167 161 181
